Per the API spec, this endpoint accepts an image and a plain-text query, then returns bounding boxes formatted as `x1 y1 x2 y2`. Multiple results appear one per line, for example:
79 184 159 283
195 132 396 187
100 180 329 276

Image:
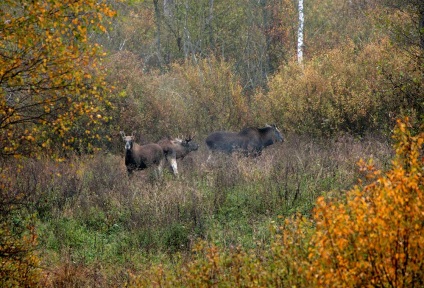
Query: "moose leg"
157 158 165 177
169 157 178 176
206 150 221 163
206 150 217 163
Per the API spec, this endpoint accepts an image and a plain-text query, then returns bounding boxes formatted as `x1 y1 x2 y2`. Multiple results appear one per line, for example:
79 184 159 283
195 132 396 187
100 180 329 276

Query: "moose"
120 131 165 177
205 124 284 158
157 135 199 175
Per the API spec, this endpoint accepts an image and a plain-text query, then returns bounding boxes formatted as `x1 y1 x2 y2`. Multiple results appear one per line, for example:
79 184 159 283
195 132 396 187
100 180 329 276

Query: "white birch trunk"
164 0 174 18
297 0 304 64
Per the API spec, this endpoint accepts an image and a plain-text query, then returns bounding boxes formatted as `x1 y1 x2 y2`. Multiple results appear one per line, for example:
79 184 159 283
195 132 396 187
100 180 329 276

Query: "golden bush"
308 118 424 287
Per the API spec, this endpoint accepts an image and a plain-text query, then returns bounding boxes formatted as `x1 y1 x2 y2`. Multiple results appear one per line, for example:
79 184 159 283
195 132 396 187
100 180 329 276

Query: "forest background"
1 0 423 286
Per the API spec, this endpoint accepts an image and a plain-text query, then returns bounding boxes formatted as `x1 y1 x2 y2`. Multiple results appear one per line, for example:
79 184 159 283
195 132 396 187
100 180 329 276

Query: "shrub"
168 56 250 134
105 53 251 144
0 161 42 287
265 39 408 136
0 173 41 287
308 118 424 287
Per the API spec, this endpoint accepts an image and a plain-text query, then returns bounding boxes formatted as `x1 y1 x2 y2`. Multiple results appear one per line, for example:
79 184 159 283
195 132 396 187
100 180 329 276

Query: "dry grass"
1 133 393 287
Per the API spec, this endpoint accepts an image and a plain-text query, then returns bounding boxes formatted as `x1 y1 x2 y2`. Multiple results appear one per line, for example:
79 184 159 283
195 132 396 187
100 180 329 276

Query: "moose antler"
186 132 196 141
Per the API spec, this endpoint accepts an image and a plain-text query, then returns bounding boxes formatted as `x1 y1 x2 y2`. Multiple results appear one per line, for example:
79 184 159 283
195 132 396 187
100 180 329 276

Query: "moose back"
205 124 284 157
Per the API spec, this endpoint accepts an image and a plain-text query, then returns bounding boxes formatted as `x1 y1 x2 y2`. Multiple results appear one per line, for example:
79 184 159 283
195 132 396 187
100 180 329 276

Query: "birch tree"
297 0 304 64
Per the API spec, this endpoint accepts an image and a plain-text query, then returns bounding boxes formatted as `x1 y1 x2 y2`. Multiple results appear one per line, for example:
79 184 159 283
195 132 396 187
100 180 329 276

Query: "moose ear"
120 131 125 139
131 131 136 138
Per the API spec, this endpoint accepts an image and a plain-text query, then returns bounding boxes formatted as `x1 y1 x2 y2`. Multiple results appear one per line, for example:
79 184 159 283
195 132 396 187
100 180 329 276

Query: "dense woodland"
1 0 423 287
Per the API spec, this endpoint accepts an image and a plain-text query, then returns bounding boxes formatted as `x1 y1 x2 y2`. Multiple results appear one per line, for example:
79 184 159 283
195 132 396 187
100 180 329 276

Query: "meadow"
3 132 394 286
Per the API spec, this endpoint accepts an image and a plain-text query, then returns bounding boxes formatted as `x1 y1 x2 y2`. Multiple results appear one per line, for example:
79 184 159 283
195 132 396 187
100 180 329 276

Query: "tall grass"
5 133 392 286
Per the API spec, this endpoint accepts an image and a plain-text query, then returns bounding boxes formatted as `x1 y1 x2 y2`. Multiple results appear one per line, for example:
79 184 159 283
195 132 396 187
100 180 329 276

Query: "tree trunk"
420 3 424 51
297 0 304 64
207 0 215 51
261 0 272 78
153 0 163 70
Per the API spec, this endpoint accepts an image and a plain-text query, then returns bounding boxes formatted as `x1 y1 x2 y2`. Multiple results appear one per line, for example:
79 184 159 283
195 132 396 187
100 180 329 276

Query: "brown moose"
157 135 199 175
120 131 165 177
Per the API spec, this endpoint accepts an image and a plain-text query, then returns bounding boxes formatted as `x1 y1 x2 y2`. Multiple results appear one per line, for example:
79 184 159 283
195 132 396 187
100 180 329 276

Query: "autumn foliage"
308 118 424 287
1 0 115 286
0 0 115 158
